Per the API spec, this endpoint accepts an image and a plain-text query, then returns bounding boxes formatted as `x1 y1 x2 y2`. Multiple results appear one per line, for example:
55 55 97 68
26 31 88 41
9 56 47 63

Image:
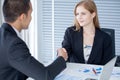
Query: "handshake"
57 48 68 61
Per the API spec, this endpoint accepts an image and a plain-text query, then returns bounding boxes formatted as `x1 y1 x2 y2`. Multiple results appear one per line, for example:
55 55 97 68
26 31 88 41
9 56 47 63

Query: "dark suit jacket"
62 26 115 65
0 23 66 80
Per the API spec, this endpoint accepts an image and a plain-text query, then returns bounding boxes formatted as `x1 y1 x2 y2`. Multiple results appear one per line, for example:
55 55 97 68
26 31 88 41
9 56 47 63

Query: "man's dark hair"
3 0 30 23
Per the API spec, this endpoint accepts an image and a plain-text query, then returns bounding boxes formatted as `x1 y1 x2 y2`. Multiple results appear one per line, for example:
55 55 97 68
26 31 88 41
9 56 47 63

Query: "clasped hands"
57 48 68 61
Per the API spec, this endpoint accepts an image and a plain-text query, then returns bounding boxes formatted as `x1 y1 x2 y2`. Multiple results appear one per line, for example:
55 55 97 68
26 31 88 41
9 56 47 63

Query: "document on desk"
110 67 120 80
54 63 103 80
54 63 120 80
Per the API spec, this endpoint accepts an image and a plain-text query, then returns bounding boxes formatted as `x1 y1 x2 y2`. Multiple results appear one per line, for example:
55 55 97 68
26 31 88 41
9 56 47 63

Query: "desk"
54 63 120 80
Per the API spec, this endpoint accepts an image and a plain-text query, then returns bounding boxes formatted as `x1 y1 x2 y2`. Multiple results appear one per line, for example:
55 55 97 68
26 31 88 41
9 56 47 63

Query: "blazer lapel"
77 27 85 63
87 29 101 64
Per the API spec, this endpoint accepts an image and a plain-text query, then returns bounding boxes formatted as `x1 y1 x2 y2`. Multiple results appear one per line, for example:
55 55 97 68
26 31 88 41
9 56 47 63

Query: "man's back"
0 0 67 79
0 23 28 80
0 23 66 80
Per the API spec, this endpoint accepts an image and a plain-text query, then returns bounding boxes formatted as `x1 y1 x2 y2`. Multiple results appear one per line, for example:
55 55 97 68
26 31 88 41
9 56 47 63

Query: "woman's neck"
83 24 95 35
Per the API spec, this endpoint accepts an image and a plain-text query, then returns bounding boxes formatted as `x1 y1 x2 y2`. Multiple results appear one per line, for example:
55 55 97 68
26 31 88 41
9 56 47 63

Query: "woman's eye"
81 12 86 15
75 13 79 16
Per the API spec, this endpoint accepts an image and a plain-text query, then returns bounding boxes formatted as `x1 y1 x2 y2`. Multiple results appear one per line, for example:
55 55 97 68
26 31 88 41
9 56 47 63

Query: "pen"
92 68 97 75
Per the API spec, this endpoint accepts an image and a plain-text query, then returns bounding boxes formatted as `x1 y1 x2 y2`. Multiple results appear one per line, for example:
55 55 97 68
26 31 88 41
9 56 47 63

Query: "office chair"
101 28 120 67
101 28 115 55
116 55 120 67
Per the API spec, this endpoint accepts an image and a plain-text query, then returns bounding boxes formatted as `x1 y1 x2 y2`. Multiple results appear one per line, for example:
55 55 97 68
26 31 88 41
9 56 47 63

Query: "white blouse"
84 44 92 63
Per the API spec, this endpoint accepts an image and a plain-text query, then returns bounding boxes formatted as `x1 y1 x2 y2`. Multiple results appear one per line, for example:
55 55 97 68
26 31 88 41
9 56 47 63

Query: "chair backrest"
115 55 120 67
101 28 115 55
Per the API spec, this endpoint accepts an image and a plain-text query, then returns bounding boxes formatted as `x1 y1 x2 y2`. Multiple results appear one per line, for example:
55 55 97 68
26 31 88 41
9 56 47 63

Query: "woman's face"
75 5 95 27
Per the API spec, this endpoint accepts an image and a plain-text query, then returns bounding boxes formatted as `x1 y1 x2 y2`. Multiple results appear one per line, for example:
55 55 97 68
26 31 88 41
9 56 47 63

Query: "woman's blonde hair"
74 0 100 31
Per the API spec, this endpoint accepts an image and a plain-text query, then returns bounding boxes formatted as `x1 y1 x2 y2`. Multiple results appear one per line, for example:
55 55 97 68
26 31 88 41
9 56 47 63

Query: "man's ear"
19 13 26 21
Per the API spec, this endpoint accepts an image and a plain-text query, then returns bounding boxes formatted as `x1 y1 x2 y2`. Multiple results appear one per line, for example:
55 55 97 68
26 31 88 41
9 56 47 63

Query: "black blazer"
0 23 66 80
62 26 115 65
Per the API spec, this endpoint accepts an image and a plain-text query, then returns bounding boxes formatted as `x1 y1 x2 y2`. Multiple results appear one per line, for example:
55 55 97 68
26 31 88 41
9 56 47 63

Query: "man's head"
3 0 32 30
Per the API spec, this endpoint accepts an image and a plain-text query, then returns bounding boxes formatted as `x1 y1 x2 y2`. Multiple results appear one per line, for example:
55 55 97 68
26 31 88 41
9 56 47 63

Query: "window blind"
54 0 76 54
37 0 53 66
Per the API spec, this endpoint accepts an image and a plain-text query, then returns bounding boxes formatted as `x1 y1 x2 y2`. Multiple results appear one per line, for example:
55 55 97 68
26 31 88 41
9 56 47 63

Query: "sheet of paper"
110 67 120 80
54 63 120 80
54 63 103 80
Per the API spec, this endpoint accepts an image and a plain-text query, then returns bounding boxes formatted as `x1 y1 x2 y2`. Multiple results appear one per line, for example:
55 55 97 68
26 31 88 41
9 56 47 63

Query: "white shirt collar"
12 26 21 38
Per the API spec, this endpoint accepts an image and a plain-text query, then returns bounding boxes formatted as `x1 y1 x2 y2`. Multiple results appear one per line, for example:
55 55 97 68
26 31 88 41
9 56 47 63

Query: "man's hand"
57 48 68 61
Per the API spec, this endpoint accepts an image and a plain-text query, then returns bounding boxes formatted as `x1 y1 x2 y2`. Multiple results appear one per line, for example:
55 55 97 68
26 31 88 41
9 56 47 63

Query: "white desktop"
55 57 120 80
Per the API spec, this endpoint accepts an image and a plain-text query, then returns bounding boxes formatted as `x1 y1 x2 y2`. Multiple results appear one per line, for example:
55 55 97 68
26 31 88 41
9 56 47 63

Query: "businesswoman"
62 0 115 65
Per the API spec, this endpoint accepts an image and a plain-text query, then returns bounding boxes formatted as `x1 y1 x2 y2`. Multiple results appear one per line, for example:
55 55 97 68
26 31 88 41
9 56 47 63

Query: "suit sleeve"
102 34 115 65
62 28 72 62
8 38 66 80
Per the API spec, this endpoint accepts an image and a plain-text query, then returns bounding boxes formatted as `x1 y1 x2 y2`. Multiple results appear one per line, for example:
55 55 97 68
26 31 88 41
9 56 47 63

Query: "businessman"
0 0 68 80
